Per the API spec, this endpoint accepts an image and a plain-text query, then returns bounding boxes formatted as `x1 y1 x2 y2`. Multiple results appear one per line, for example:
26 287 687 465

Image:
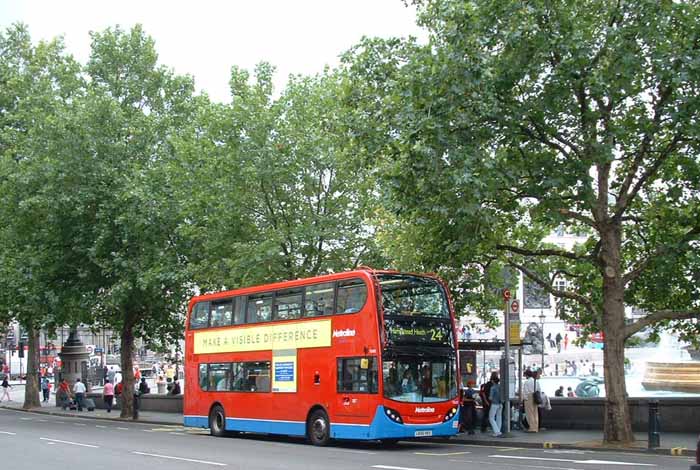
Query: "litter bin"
157 382 166 394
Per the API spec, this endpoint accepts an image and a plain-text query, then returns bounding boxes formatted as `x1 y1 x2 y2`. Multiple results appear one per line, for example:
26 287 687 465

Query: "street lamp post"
539 310 546 373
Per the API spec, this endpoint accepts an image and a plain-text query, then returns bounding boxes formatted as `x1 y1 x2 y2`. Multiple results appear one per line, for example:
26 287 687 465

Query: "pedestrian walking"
1 377 12 402
546 333 554 348
73 378 86 411
564 334 569 350
57 378 71 409
487 372 502 437
103 379 114 413
555 333 562 353
41 376 50 402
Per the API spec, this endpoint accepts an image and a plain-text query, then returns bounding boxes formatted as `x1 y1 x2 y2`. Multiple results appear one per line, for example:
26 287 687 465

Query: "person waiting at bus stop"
460 380 477 434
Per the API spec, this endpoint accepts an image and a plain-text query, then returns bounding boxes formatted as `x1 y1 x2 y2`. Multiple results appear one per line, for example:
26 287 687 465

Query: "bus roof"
187 268 442 310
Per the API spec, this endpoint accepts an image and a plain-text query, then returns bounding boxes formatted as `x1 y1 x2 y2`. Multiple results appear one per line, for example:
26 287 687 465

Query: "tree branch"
505 259 598 317
625 310 700 339
496 244 588 262
623 225 700 285
557 208 597 227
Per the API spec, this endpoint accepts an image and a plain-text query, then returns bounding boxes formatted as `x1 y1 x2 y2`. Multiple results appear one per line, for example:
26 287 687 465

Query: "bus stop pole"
503 299 511 435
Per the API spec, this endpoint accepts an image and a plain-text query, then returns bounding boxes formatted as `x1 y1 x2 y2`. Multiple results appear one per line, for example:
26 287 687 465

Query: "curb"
0 404 180 427
428 435 696 457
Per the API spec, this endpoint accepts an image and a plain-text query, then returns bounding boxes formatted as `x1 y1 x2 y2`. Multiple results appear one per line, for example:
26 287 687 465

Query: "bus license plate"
414 430 433 437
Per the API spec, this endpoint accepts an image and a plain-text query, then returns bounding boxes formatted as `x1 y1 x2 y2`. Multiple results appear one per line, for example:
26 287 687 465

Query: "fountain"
641 333 700 393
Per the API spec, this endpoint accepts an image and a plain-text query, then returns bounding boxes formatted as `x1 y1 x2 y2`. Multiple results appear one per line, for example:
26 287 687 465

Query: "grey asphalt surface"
0 407 694 470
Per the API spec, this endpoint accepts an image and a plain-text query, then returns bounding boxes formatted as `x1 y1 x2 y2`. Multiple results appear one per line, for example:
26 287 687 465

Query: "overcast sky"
0 0 425 102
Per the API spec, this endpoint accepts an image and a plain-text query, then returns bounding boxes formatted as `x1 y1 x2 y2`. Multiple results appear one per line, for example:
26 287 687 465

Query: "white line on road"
169 432 187 436
74 423 87 426
0 431 16 435
327 448 376 455
415 451 471 456
450 460 579 470
132 452 226 466
20 418 32 420
372 466 429 470
40 437 99 448
117 427 129 430
489 455 656 466
96 425 107 428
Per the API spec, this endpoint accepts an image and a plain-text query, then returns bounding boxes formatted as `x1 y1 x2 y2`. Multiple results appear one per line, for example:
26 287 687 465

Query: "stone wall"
86 393 183 413
546 397 700 432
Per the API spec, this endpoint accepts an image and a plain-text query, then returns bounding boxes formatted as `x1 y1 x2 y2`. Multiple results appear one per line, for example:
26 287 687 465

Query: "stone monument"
58 327 90 390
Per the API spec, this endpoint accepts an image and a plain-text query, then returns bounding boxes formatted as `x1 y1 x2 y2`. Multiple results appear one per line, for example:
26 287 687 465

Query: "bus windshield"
379 274 449 318
382 357 457 403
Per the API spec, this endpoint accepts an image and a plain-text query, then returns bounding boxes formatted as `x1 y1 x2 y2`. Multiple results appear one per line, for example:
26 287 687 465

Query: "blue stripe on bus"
184 405 459 440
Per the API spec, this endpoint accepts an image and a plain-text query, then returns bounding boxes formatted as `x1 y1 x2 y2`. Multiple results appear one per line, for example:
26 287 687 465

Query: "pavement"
2 383 697 458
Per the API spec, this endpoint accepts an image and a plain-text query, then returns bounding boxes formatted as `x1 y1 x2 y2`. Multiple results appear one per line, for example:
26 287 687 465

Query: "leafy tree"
342 0 700 443
73 25 197 418
0 24 87 408
176 65 385 292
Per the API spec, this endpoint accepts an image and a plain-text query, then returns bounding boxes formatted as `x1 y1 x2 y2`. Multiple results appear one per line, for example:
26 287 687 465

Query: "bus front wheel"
307 409 331 446
209 405 226 437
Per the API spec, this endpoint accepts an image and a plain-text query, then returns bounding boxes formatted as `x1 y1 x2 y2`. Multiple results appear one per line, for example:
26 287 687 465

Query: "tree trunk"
23 327 41 409
600 224 634 444
119 318 136 419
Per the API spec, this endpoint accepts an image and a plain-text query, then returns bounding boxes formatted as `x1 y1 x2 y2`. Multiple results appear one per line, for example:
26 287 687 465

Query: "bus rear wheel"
307 409 331 446
209 405 227 437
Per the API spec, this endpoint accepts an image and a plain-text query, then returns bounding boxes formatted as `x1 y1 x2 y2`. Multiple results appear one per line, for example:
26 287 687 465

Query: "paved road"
0 408 693 469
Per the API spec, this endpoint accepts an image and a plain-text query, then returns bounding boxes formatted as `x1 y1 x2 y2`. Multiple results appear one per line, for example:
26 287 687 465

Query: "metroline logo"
332 329 356 338
415 407 435 413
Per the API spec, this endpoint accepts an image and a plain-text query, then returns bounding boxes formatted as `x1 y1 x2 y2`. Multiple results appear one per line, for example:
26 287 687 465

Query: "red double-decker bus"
183 269 460 445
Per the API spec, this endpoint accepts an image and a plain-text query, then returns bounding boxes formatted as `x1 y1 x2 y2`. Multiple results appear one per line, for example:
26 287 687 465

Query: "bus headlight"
385 407 403 424
443 407 458 422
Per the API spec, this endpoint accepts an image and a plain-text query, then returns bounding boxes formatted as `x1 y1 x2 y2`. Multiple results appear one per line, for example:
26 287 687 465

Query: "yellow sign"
193 319 331 354
509 321 521 346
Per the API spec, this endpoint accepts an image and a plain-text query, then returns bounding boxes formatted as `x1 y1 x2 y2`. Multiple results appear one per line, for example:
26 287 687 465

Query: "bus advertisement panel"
183 269 460 445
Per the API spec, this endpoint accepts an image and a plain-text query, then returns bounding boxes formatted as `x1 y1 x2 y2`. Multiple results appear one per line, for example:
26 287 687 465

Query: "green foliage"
175 65 386 292
342 0 700 329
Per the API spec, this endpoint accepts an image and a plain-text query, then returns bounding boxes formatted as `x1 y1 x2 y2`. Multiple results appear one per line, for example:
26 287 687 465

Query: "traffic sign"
510 299 520 314
503 289 511 301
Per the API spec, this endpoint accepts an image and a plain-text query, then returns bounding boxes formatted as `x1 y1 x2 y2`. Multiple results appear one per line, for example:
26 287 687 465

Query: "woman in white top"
522 369 540 432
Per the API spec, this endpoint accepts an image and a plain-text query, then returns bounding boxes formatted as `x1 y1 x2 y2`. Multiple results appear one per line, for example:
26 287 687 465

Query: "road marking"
55 421 66 424
20 418 32 420
489 455 656 466
39 419 48 422
415 451 471 456
372 466 429 470
169 432 187 436
40 437 99 448
328 448 376 455
74 423 87 426
132 452 226 466
117 427 129 430
450 460 579 470
96 425 107 428
0 431 16 435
